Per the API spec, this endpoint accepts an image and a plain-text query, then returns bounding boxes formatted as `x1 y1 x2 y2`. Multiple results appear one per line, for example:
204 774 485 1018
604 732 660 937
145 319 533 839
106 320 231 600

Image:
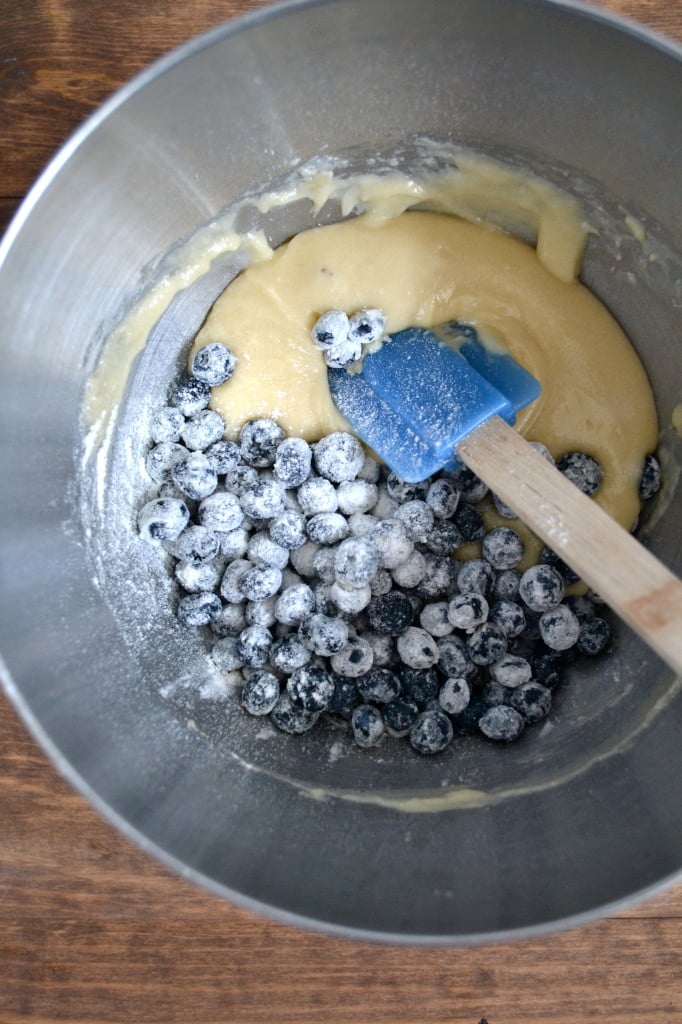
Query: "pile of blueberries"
137 328 662 755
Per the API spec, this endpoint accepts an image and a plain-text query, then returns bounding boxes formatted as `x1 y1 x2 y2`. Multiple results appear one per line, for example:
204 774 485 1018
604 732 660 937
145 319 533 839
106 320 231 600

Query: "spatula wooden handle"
456 415 682 675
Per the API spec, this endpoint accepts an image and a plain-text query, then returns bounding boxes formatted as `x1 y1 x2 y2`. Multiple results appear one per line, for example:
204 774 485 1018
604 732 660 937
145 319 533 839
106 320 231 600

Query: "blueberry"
191 343 237 387
177 591 222 628
150 406 185 444
224 464 259 496
539 604 580 651
273 437 313 488
557 451 603 496
270 510 307 550
358 453 381 483
369 569 393 596
452 502 485 542
205 439 241 475
529 652 561 688
240 479 285 520
324 335 362 368
488 600 526 638
397 627 440 670
540 546 580 585
577 617 612 655
171 451 218 500
452 694 489 735
236 625 272 667
438 676 471 715
478 705 524 741
426 478 460 519
219 527 250 560
348 308 386 345
180 410 224 451
297 477 338 515
447 592 489 630
211 635 243 671
351 704 385 748
330 580 372 615
172 524 220 563
138 497 189 543
198 491 244 533
331 635 374 677
170 376 211 417
269 636 311 674
210 604 246 639
492 492 517 519
370 520 414 569
519 565 564 612
274 583 315 625
328 675 361 717
271 693 319 734
248 532 290 569
287 662 334 712
221 561 253 604
456 559 495 597
437 635 477 680
311 309 350 350
482 680 511 707
367 592 414 636
245 597 277 628
419 602 453 638
639 453 662 501
392 499 435 542
239 565 282 602
386 473 427 503
334 537 380 587
312 546 337 583
289 540 320 578
413 554 458 600
146 442 187 484
423 519 462 556
490 654 532 688
240 670 280 716
399 667 440 707
564 595 596 623
483 527 524 570
336 480 379 515
510 681 552 723
493 570 521 602
357 668 401 704
448 465 489 504
175 559 220 594
409 709 453 754
383 696 420 737
306 512 349 545
467 624 507 666
314 432 365 483
239 419 285 468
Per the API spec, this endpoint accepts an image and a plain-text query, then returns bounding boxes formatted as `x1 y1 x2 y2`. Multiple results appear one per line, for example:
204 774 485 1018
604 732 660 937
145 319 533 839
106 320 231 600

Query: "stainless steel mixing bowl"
1 0 681 943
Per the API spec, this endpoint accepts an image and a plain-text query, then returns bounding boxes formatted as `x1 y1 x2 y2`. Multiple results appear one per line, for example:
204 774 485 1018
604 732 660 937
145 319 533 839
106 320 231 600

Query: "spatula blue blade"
441 322 542 415
328 326 541 482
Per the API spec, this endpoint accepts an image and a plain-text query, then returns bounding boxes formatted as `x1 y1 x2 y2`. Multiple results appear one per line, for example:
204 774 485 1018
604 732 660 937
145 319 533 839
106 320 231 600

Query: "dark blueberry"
306 512 349 545
413 553 459 600
172 524 220 563
287 662 334 712
314 432 365 483
639 454 662 501
493 570 521 602
274 437 313 488
311 309 349 350
437 635 478 680
423 519 462 556
452 502 485 542
557 451 603 496
170 376 211 417
191 342 237 387
492 492 517 519
467 624 507 666
399 667 440 708
488 600 526 638
483 527 524 570
269 636 311 674
529 652 562 689
452 694 489 735
177 591 222 628
481 680 511 707
205 439 241 475
510 681 552 723
392 500 435 542
519 564 564 612
241 670 280 716
239 418 285 468
386 473 427 503
367 591 414 636
270 510 307 550
236 625 272 667
271 693 319 734
348 308 386 345
409 709 453 754
539 604 580 651
241 479 285 520
150 406 185 444
383 696 420 737
521 608 543 640
479 705 524 741
180 410 224 451
448 465 489 504
540 547 580 585
138 497 189 543
438 676 471 715
357 668 401 704
328 674 361 718
456 558 495 597
146 442 187 484
351 704 385 748
564 595 596 623
198 491 243 533
239 565 282 601
447 592 489 630
171 451 218 500
577 617 612 655
426 478 460 519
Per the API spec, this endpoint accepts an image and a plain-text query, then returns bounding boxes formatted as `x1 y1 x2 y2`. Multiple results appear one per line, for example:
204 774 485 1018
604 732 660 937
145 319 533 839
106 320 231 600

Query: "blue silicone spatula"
328 325 682 674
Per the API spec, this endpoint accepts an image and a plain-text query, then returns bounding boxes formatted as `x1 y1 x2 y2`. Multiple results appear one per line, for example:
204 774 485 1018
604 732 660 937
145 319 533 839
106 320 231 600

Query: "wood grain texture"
1 1 681 1021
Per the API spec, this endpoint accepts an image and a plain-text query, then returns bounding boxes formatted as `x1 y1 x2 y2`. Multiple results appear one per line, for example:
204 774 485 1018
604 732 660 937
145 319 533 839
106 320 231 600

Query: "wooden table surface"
1 1 681 1021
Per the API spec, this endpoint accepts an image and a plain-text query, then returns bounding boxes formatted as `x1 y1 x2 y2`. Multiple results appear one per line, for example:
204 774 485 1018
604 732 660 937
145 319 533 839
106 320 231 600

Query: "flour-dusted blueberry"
298 613 348 656
311 309 350 350
639 454 662 501
409 709 453 754
479 704 525 741
392 499 435 542
151 406 185 444
438 677 471 715
365 632 394 667
481 680 510 707
219 527 250 560
386 473 427 503
275 583 315 626
220 559 252 603
382 696 420 737
307 512 349 545
274 437 312 488
240 478 285 520
447 592 489 631
334 536 380 587
510 681 552 723
238 565 282 601
236 625 272 667
181 410 224 451
467 623 507 666
172 451 218 500
456 558 495 597
348 307 386 346
336 479 379 515
146 442 187 484
577 617 612 655
191 342 237 387
399 668 440 708
210 603 246 638
330 580 372 615
414 554 459 600
483 527 524 570
540 546 580 585
297 477 338 515
314 432 365 483
438 635 478 680
488 600 526 638
419 602 453 638
451 694 488 736
397 627 440 670
175 559 221 594
370 519 414 569
331 635 374 677
241 670 280 716
239 419 285 468
328 675 361 717
172 524 220 563
539 604 580 651
369 569 393 597
423 520 462 556
224 465 259 496
493 570 521 602
247 532 289 570
270 636 311 674
372 486 399 520
357 453 381 483
426 479 460 519
312 546 337 584
357 668 401 704
211 635 244 671
271 693 319 734
198 491 243 533
270 510 307 550
290 540 320 578
448 465 489 504
529 652 561 688
287 662 335 712
529 440 555 464
311 585 335 617
519 564 564 612
490 654 532 688
351 704 385 748
177 591 222 628
205 439 240 475
521 608 543 640
138 497 190 543
564 595 596 623
324 335 362 368
367 592 414 636
452 502 485 542
492 492 517 519
557 451 603 496
392 550 427 589
170 376 211 417
245 597 277 628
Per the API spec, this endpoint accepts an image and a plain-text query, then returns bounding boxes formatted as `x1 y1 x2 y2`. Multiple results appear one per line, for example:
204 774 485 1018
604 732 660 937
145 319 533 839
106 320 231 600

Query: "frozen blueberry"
369 569 393 597
529 652 561 689
492 492 517 519
367 592 414 636
578 617 612 655
493 570 521 602
274 583 315 625
447 592 489 631
175 559 220 594
314 432 365 483
370 520 414 569
490 654 532 688
452 502 485 542
336 480 379 515
372 486 399 520
236 625 272 667
239 419 285 468
224 465 259 497
519 564 564 612
482 679 511 707
238 565 282 601
191 342 237 387
177 591 221 628
306 512 349 545
348 308 386 345
392 550 427 589
297 477 338 515
221 561 253 603
639 454 661 501
351 704 385 748
557 451 603 496
423 520 462 556
357 453 381 483
483 527 524 570
172 451 218 500
210 603 246 638
138 497 189 543
311 309 350 350
413 554 458 600
467 624 507 666
270 510 307 550
324 335 362 368
397 627 440 670
240 479 285 520
146 442 187 484
399 668 440 708
170 376 211 417
211 635 243 671
382 696 420 737
419 602 453 638
328 675 361 717
219 527 250 560
457 559 495 597
357 668 401 704
205 439 240 475
150 406 185 444
245 597 277 628
564 595 596 623
287 662 334 712
530 440 555 464
269 636 311 674
426 479 460 519
392 500 435 542
241 670 280 716
437 635 478 680
196 492 242 534
386 473 427 503
488 600 526 638
180 410 224 451
290 540 320 578
438 677 471 715
330 580 372 615
248 532 289 570
448 465 488 504
540 546 580 585
365 632 395 667
478 705 525 741
271 693 319 734
331 635 374 677
172 524 220 563
334 537 380 587
273 437 312 488
521 608 543 640
510 681 552 723
298 613 348 656
539 604 580 651
312 546 337 583
409 709 453 754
